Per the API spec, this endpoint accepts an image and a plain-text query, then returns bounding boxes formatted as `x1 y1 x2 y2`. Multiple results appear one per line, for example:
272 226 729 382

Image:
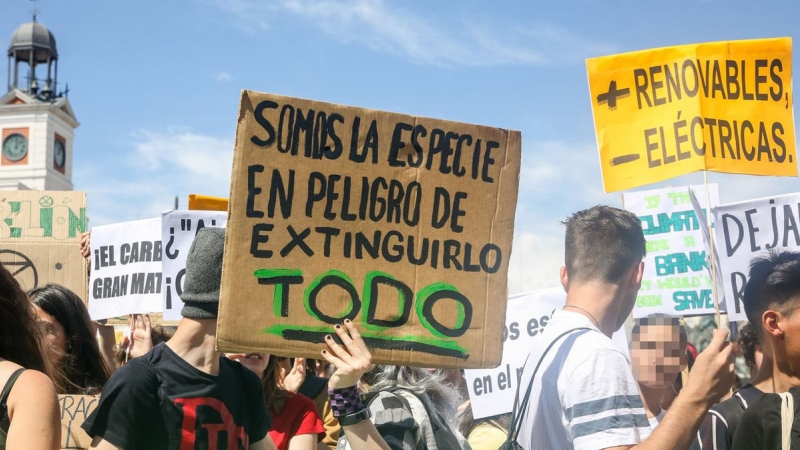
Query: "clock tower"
0 16 77 191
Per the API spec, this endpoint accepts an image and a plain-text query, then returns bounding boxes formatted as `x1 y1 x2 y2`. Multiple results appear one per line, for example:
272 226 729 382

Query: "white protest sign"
713 192 800 322
88 218 163 320
463 288 630 419
623 185 720 318
161 211 228 321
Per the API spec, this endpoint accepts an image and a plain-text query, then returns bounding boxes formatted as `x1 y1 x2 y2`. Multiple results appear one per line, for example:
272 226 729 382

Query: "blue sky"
2 0 798 293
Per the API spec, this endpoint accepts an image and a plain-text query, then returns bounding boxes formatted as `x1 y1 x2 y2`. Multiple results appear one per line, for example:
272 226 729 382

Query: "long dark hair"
0 263 55 379
262 356 289 414
29 284 110 394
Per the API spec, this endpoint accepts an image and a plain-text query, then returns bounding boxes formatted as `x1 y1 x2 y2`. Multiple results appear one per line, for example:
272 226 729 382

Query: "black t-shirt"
691 384 764 450
731 386 800 450
82 343 270 450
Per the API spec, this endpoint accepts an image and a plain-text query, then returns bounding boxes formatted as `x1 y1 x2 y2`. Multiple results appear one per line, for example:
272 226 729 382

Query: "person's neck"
166 318 221 375
754 350 800 393
564 281 627 337
637 382 666 418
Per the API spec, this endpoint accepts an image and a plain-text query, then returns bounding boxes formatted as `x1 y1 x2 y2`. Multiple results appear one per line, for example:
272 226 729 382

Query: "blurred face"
226 353 269 378
631 323 687 388
35 305 68 366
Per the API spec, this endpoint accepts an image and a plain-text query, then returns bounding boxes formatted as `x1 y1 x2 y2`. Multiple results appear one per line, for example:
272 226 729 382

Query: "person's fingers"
325 333 356 365
128 314 134 328
144 314 152 334
706 328 730 352
294 357 306 373
320 348 345 370
342 319 371 359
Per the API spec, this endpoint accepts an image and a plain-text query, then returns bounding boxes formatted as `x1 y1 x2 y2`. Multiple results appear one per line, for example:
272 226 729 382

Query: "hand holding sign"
321 320 372 390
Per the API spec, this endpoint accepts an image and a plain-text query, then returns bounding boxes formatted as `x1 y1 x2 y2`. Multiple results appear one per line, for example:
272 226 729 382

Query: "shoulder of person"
10 369 56 400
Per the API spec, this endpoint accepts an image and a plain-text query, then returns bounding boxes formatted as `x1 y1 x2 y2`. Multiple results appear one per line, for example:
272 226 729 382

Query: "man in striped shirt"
516 206 735 450
692 250 800 449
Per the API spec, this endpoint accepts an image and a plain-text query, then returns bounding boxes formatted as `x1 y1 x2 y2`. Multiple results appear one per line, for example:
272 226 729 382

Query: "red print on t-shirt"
174 397 249 450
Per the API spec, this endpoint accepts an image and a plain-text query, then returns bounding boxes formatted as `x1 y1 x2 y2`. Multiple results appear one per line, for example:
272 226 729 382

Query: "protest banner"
623 185 720 317
161 210 227 321
188 194 229 211
217 91 521 369
712 192 800 321
463 288 630 419
0 190 87 300
59 394 98 449
88 218 163 320
587 38 796 192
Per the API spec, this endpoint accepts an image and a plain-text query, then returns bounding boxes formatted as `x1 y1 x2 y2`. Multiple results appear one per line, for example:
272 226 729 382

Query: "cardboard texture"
59 394 98 449
0 190 87 300
587 38 796 192
217 91 521 369
623 185 721 317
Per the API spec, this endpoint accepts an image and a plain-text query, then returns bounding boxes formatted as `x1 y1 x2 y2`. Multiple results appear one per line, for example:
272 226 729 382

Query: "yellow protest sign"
587 38 796 192
188 194 229 211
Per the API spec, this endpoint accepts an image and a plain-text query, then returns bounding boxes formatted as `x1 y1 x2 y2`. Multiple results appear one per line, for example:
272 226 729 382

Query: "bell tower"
0 12 78 191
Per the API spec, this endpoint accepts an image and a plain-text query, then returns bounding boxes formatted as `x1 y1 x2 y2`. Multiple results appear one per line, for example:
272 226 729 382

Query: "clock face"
54 139 66 168
2 134 28 162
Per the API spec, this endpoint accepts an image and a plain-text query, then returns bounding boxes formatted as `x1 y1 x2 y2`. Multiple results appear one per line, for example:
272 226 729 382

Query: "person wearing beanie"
82 228 278 450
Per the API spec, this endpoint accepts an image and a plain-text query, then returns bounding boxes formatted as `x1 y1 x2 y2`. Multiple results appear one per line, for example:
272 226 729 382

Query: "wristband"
328 386 364 417
338 408 371 426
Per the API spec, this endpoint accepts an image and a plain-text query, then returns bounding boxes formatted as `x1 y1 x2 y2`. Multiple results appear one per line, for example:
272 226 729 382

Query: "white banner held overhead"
161 211 227 321
88 218 163 320
623 185 720 318
713 192 800 322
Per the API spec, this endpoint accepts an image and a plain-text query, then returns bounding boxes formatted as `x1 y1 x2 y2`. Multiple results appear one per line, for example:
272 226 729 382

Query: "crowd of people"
1 204 799 449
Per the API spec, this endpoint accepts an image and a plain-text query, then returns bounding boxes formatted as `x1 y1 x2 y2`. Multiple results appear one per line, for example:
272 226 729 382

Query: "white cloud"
76 128 233 225
200 0 616 67
215 71 233 82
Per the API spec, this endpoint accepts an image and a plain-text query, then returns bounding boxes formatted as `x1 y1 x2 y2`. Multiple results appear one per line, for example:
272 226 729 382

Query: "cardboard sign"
587 38 796 192
0 191 87 299
88 218 163 320
161 210 228 321
623 185 720 317
463 289 630 419
217 91 521 369
712 192 800 321
59 394 98 449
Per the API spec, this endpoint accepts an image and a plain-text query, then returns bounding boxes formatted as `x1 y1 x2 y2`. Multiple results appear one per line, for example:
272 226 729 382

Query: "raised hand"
320 319 372 390
128 314 153 359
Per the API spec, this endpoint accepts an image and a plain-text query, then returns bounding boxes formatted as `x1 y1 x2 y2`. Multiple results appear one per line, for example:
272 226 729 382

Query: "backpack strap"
0 369 25 411
505 327 593 447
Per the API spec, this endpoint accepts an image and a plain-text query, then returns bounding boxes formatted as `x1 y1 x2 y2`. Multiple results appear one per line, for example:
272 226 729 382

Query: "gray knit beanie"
180 227 225 319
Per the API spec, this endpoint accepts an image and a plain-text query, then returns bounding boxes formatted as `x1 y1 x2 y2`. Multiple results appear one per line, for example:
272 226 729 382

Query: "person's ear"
627 261 644 290
560 266 569 292
763 310 783 338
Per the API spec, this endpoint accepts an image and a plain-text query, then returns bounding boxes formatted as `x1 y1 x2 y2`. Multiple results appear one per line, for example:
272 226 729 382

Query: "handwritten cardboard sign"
712 192 800 321
217 91 521 369
59 394 98 449
587 38 796 192
624 185 720 317
88 218 163 320
161 210 227 321
0 190 87 300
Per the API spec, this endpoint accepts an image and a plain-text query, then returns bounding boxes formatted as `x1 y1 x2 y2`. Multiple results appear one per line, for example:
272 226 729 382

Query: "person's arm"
606 329 735 450
6 370 60 450
288 433 319 450
250 435 279 450
320 320 391 450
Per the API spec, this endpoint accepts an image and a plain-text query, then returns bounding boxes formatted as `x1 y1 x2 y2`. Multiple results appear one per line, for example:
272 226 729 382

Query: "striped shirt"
517 310 651 450
690 384 763 450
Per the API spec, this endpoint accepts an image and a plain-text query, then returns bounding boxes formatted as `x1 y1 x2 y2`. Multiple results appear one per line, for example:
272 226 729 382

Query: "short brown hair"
563 205 646 284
